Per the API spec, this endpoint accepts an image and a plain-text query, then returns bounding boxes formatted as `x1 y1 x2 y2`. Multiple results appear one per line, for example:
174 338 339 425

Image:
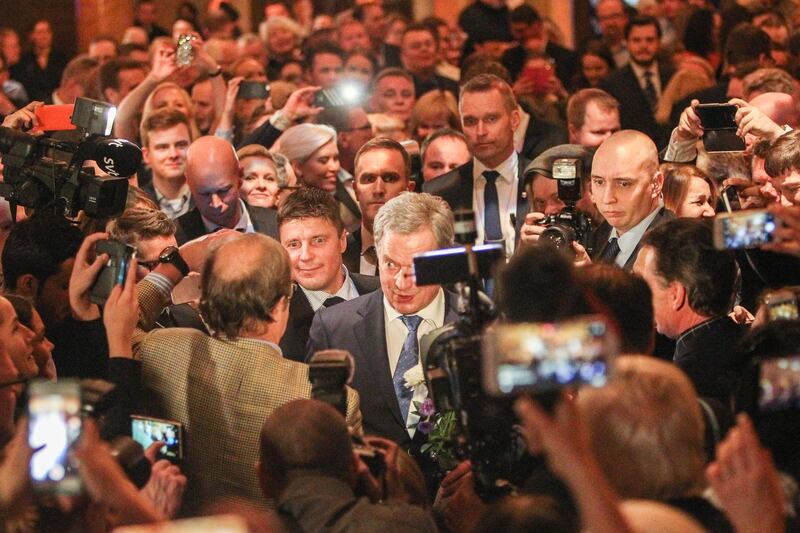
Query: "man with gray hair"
307 192 460 447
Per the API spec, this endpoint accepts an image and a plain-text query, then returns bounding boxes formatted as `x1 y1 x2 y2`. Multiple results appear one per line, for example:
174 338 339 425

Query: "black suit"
601 63 675 149
343 227 366 275
422 158 530 249
280 272 379 362
411 73 460 99
674 315 747 407
501 42 578 87
519 103 568 162
174 203 279 245
307 290 459 446
591 207 675 270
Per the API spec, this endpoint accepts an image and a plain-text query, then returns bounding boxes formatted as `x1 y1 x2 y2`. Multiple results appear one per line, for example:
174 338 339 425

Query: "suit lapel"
335 180 361 219
354 292 405 428
180 209 207 242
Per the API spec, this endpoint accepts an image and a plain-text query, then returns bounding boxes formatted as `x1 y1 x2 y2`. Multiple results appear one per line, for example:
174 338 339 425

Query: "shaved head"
749 92 800 128
186 136 243 228
591 130 663 235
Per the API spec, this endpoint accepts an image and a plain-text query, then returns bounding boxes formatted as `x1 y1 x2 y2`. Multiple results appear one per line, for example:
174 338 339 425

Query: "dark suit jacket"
591 207 675 270
306 289 459 447
343 227 363 274
174 203 279 245
281 272 379 362
674 315 747 407
601 63 675 149
422 158 530 248
519 103 569 162
412 73 460 99
501 42 578 87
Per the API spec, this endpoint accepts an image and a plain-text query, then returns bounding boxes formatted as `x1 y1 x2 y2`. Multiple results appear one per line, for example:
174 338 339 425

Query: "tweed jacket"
132 280 363 513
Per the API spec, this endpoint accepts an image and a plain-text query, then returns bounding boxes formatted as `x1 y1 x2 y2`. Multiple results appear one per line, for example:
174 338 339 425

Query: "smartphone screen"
759 355 800 412
131 415 183 460
481 316 616 396
28 380 82 494
695 104 738 130
714 210 776 249
765 290 800 321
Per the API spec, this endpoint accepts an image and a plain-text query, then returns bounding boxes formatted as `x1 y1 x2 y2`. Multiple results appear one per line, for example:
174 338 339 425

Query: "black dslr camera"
538 158 594 254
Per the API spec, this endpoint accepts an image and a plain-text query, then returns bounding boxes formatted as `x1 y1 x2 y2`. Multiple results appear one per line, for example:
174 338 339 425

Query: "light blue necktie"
392 315 423 422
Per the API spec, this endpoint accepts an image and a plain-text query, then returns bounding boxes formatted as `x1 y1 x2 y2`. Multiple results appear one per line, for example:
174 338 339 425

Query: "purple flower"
420 399 436 417
417 420 434 434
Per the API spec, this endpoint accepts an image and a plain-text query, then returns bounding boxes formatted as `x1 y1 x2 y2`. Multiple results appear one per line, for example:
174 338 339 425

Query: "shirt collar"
337 167 353 184
301 266 358 312
473 151 518 185
384 288 446 326
629 60 658 82
611 201 662 265
201 198 251 233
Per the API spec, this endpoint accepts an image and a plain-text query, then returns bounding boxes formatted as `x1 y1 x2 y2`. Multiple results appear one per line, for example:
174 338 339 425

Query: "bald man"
130 232 362 512
174 136 278 245
589 130 674 270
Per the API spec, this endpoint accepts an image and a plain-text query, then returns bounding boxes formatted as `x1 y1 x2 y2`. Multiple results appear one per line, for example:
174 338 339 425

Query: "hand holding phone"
33 104 76 133
695 103 745 153
131 415 184 461
28 379 82 494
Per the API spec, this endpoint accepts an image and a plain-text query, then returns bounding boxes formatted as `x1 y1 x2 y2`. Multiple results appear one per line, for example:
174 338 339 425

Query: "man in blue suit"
307 192 459 447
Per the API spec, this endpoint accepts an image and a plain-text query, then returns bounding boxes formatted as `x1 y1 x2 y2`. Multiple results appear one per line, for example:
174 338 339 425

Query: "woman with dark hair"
681 9 721 71
570 39 616 91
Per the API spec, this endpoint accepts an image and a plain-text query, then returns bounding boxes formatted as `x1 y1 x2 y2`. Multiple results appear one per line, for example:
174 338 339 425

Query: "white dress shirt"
201 199 255 234
473 152 519 257
359 257 377 276
383 289 446 435
300 267 359 312
608 201 663 267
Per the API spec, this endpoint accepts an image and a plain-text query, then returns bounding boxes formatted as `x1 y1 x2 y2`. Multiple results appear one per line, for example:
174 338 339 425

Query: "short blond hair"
578 356 706 501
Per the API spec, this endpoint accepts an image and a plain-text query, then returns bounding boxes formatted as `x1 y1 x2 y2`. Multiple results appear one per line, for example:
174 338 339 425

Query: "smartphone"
764 289 800 321
175 34 195 68
237 81 270 100
695 103 745 153
131 415 184 461
522 65 553 95
33 104 77 132
481 315 616 397
313 81 366 108
28 379 82 494
713 209 778 249
758 355 800 413
721 186 742 212
90 239 135 305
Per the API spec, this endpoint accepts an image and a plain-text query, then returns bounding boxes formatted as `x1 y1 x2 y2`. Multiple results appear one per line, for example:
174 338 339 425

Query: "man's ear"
510 107 521 133
141 146 151 166
670 281 687 312
652 170 664 199
567 124 578 144
14 274 38 300
338 228 347 253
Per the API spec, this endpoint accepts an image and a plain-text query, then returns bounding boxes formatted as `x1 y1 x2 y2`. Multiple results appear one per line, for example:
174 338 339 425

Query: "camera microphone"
78 138 142 178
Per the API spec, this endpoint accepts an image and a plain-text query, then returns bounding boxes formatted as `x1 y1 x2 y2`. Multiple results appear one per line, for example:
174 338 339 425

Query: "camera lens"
540 224 576 251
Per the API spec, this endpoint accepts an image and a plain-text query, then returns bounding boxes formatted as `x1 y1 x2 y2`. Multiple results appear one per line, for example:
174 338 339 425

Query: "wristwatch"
158 246 190 276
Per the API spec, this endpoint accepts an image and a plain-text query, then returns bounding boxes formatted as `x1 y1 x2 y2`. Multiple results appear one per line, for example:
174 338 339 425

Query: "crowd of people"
0 0 799 531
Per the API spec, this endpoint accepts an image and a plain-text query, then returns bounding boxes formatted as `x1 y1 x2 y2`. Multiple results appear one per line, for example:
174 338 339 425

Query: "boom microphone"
79 138 142 178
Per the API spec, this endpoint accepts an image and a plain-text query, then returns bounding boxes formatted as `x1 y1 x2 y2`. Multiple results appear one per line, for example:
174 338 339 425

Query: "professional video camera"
415 210 532 500
0 97 141 219
524 144 596 255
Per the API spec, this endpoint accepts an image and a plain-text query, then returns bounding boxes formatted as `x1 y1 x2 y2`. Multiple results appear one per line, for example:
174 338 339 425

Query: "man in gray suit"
307 192 459 447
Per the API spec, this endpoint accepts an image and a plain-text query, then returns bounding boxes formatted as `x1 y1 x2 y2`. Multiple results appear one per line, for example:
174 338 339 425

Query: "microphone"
82 138 142 178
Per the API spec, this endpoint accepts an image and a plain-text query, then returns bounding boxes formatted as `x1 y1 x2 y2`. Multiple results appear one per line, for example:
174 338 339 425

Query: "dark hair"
4 294 33 328
2 213 84 291
118 42 148 58
578 264 654 354
140 108 192 147
277 185 344 235
575 38 616 81
509 4 541 25
497 243 591 323
475 495 579 533
725 24 772 68
624 15 661 40
354 136 411 179
303 40 345 71
460 58 512 86
764 129 800 178
98 57 147 94
641 218 737 317
260 399 354 489
402 21 438 47
682 9 716 59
